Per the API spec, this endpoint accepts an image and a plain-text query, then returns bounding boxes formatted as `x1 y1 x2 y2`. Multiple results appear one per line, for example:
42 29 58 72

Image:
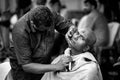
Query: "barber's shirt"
10 9 72 80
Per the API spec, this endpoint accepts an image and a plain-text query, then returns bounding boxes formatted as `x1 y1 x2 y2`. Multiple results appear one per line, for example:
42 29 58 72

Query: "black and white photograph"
0 0 120 80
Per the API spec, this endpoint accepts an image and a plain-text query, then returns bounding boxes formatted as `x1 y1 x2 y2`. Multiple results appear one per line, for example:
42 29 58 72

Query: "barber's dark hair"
84 0 97 9
36 0 47 5
30 5 53 28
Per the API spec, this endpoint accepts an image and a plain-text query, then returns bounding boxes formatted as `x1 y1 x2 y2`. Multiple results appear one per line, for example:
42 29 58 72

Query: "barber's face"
32 20 51 32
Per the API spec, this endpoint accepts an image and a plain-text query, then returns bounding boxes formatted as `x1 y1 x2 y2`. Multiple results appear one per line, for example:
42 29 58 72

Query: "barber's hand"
65 25 76 41
65 25 76 46
55 56 73 72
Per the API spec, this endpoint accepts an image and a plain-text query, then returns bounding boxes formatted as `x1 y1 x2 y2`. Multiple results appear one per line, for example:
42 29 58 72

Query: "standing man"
78 0 109 48
9 6 73 80
77 0 109 64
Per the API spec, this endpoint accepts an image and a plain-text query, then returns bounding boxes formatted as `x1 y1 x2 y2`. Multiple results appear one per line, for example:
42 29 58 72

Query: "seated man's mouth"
67 36 76 46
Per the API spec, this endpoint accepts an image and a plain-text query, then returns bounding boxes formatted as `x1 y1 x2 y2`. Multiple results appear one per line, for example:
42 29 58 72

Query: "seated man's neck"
70 48 83 56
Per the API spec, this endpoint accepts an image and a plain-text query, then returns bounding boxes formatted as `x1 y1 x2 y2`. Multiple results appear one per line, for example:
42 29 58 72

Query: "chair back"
0 59 11 80
107 22 120 47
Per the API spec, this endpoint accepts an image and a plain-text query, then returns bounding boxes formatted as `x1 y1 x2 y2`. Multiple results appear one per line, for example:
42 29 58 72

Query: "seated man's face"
68 29 88 51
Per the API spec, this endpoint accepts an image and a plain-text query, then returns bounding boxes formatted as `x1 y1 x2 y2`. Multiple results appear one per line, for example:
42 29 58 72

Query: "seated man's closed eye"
67 28 96 54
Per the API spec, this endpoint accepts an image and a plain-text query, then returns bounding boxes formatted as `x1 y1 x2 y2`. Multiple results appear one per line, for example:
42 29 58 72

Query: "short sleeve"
12 30 32 65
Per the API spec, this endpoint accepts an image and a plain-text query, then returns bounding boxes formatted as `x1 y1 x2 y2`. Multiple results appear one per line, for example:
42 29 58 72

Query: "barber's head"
30 5 53 31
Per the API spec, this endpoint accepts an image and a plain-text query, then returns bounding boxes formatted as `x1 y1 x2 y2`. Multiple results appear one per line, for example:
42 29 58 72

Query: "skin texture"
78 1 109 47
66 27 96 55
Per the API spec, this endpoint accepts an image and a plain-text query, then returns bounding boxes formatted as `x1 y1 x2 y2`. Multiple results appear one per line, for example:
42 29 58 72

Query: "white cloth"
41 49 103 80
0 59 11 80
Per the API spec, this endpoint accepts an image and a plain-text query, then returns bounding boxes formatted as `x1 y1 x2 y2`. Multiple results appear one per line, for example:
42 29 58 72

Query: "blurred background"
0 0 120 80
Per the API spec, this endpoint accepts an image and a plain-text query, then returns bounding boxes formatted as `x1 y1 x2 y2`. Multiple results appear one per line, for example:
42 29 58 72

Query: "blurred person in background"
7 6 74 80
31 0 47 9
77 0 109 62
0 11 11 62
0 0 16 62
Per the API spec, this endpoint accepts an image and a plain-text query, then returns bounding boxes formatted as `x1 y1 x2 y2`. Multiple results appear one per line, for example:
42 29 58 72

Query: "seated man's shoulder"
84 62 99 75
89 62 98 71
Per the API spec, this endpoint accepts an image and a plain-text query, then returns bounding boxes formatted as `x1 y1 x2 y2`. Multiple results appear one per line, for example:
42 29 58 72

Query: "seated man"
41 28 103 80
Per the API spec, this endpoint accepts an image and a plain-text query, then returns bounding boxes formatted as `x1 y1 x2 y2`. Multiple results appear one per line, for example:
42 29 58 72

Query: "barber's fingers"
66 26 77 40
57 56 72 64
64 48 71 56
60 56 73 65
54 63 67 72
55 56 72 71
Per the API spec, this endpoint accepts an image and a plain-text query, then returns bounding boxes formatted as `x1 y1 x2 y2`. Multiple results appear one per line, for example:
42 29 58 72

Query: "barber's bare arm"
22 63 62 74
22 56 72 74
